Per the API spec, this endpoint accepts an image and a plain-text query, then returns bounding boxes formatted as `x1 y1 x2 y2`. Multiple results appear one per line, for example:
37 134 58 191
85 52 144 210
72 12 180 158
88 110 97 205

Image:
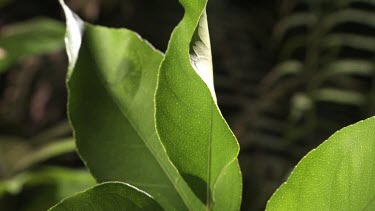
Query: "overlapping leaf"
49 182 162 211
60 0 203 210
155 0 241 209
60 0 241 210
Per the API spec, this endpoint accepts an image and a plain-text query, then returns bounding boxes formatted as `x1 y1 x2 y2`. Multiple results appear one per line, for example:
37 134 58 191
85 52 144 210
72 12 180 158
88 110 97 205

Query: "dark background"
0 0 374 210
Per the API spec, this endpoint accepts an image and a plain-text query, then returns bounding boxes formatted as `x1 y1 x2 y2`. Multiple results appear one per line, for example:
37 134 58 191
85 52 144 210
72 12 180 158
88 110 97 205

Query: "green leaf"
323 60 374 77
321 9 375 32
310 88 366 106
314 60 374 85
0 167 95 197
49 182 162 211
0 18 65 73
0 167 96 211
60 0 203 210
321 33 375 53
261 60 303 89
364 196 375 211
155 0 241 209
274 13 317 43
61 0 241 209
212 160 242 211
266 117 375 211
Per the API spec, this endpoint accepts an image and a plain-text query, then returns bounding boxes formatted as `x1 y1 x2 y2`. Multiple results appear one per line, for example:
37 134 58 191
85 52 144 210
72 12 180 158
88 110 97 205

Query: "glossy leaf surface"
60 1 202 210
49 182 162 211
267 117 375 211
61 0 241 209
155 0 241 209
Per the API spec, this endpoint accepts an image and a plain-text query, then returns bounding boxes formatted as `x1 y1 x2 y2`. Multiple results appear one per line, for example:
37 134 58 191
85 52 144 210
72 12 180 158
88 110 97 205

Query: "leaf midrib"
158 1 234 209
85 37 199 210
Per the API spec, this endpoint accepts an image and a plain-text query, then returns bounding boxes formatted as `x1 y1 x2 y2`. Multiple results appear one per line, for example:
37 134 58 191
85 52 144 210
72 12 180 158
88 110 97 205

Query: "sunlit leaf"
267 117 375 210
155 0 241 209
49 182 162 211
60 0 203 210
61 0 241 209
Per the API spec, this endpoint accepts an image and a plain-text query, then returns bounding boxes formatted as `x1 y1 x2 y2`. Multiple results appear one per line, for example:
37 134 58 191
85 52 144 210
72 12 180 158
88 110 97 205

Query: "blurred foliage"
0 137 75 176
0 0 374 210
0 18 65 73
210 0 375 210
0 167 95 211
0 0 12 8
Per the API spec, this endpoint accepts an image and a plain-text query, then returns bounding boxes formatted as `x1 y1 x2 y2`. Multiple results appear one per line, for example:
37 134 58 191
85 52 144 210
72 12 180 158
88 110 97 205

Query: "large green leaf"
49 182 162 211
60 1 203 210
267 117 375 210
61 0 241 209
155 0 241 209
0 18 65 73
364 196 375 211
212 160 242 210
